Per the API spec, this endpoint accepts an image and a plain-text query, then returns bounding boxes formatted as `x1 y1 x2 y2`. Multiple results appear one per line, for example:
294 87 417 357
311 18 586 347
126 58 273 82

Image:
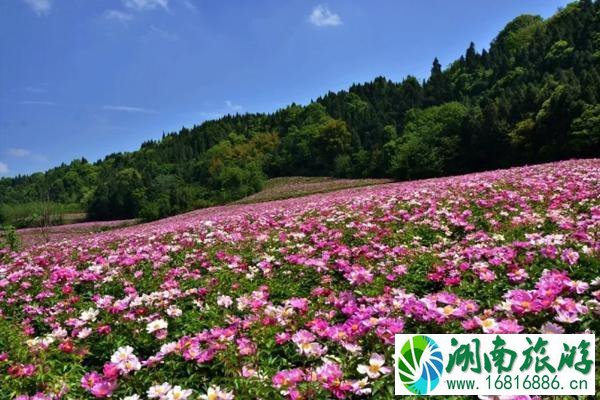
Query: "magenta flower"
90 379 117 398
561 248 579 265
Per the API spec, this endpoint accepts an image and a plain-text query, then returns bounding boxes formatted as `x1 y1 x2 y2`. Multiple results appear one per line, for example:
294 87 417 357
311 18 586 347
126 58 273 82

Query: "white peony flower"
111 345 141 374
357 353 391 379
146 319 168 334
77 327 92 339
166 386 193 400
148 382 172 398
80 307 99 322
217 295 233 308
199 385 234 400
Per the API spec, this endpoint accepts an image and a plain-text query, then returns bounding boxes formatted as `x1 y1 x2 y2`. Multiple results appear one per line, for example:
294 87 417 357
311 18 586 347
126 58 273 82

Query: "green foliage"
0 225 20 251
0 202 82 228
545 40 575 67
494 15 544 57
569 103 600 155
88 168 146 220
385 102 468 179
315 119 352 170
2 0 600 222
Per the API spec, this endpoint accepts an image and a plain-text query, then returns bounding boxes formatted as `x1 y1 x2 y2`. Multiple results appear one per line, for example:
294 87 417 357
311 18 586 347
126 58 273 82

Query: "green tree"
315 119 352 171
385 102 468 179
569 104 600 155
88 168 145 220
424 58 453 105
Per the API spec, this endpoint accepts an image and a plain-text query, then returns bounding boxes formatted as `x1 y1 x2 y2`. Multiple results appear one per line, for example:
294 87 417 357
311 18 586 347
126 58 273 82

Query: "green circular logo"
397 335 444 394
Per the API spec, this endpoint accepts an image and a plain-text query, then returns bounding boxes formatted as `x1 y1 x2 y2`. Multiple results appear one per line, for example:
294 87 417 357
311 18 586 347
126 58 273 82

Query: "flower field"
16 219 138 249
1 159 599 399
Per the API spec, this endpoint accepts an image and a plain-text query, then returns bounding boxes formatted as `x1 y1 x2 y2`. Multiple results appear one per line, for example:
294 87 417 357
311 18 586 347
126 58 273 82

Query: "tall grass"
0 202 84 228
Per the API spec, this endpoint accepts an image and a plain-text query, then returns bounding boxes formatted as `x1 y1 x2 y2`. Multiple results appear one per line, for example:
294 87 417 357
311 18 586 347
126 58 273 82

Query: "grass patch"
0 202 84 228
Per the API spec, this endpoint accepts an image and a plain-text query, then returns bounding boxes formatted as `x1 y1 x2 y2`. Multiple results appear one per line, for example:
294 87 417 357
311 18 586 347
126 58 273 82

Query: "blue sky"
0 0 571 177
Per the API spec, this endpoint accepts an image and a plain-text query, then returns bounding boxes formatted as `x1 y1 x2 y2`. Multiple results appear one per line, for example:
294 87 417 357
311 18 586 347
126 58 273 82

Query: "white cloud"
4 148 45 162
7 148 31 157
148 25 179 41
123 0 169 11
22 0 51 16
23 86 46 93
104 9 134 23
0 162 8 174
309 4 342 27
199 111 222 119
103 105 155 113
181 0 197 11
18 100 56 106
198 101 243 120
225 100 243 113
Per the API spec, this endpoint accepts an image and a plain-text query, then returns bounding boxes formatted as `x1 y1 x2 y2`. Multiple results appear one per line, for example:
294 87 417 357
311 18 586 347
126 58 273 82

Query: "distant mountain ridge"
1 0 599 222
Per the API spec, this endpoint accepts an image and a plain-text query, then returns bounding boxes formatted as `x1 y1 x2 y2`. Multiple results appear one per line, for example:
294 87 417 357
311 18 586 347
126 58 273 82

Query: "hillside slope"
1 0 599 224
13 177 391 248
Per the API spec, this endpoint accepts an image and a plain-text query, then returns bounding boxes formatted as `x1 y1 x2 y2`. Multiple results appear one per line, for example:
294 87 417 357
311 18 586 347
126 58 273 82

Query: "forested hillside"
2 0 599 222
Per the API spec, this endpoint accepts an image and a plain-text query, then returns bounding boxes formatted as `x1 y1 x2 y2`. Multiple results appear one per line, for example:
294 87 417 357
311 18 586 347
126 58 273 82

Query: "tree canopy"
2 0 599 222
